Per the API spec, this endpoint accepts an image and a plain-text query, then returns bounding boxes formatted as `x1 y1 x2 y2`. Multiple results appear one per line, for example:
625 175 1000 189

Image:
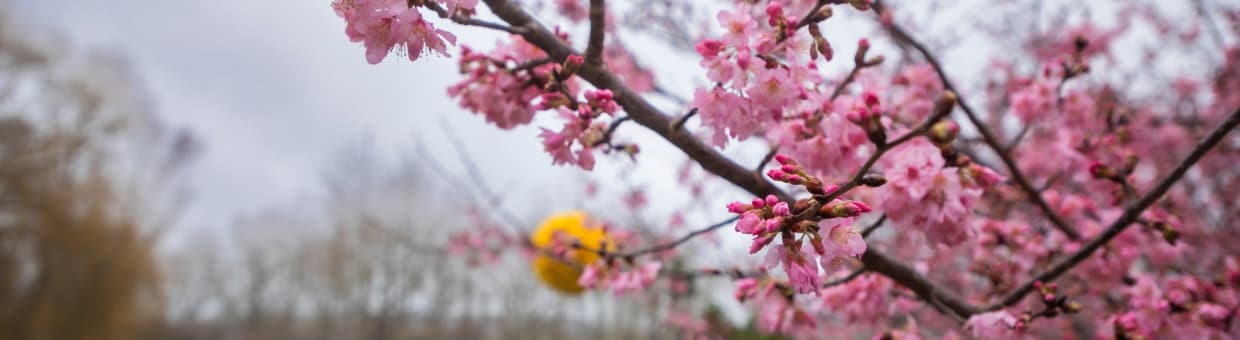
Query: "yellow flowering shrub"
530 211 611 294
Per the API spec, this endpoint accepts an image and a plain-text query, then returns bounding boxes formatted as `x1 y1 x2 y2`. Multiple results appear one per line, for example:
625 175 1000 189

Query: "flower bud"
819 200 872 218
749 233 775 254
847 0 872 11
929 120 960 145
774 154 796 166
816 36 834 61
767 169 787 181
772 202 791 216
1063 300 1082 314
854 38 871 66
726 201 750 214
810 234 827 255
1160 224 1180 245
562 55 584 76
931 91 957 120
861 173 887 187
1088 161 1118 180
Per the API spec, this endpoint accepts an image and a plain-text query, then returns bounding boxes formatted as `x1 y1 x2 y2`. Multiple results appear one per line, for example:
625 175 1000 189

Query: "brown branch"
875 1 1082 240
479 0 978 319
584 0 606 65
829 65 864 101
424 1 520 34
986 106 1240 311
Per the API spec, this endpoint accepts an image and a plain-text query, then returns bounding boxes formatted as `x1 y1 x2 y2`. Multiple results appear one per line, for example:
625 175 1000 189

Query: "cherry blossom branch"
986 106 1240 311
478 0 977 319
818 91 957 203
584 0 606 65
874 1 1082 240
424 1 520 34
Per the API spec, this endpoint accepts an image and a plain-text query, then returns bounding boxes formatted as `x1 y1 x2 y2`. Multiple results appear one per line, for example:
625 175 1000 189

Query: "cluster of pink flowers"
446 40 552 129
1101 274 1239 338
578 261 663 295
332 0 474 64
877 139 994 245
729 155 870 295
691 2 866 147
734 278 818 335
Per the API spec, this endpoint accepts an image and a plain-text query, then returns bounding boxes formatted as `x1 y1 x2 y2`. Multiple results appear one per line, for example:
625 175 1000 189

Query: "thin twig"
591 116 631 147
671 108 698 131
986 106 1240 311
861 214 888 238
755 147 780 173
575 216 740 259
829 66 864 101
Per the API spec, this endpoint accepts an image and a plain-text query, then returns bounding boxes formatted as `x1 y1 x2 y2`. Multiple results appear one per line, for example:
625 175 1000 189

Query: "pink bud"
765 195 780 207
752 198 766 209
565 55 584 66
736 212 762 234
863 91 881 108
765 2 785 26
772 202 791 216
781 164 800 174
786 175 804 185
858 38 870 49
774 154 795 165
734 278 760 301
821 184 840 195
749 233 776 254
766 169 787 181
727 201 749 214
765 218 783 233
695 39 724 58
1044 293 1056 302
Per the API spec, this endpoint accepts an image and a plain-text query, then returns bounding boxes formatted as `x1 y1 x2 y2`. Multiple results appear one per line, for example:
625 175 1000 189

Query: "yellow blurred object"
530 211 611 294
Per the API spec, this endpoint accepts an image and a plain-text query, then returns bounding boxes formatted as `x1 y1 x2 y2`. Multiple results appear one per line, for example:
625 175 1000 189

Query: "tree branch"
986 106 1240 311
874 1 1082 240
424 1 520 34
584 0 606 65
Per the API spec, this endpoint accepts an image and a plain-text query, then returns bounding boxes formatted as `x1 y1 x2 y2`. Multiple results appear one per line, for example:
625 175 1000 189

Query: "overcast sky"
9 0 576 240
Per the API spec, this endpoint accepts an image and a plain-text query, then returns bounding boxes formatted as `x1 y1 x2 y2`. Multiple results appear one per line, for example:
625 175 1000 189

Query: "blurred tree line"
0 7 679 340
